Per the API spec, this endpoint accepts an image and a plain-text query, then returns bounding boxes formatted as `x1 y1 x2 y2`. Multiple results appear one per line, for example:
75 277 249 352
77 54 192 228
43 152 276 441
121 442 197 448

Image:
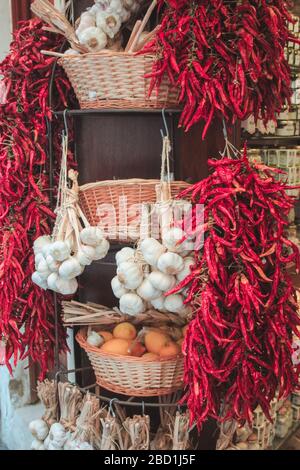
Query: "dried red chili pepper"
172 146 300 429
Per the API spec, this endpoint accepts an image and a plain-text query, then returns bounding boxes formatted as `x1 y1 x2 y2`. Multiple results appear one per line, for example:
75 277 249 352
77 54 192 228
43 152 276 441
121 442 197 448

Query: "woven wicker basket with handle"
58 52 179 110
79 178 190 243
76 327 184 397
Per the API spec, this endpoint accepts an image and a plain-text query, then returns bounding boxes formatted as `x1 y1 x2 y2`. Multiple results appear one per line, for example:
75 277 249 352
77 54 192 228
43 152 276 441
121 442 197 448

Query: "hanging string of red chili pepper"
170 146 300 428
0 19 76 377
143 0 297 139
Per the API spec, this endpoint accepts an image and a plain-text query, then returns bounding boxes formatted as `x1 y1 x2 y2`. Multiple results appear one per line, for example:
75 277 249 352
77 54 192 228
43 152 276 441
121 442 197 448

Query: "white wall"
0 0 12 61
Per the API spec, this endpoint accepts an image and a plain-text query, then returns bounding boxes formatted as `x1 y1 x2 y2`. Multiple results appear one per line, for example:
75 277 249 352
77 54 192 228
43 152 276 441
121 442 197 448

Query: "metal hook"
63 109 69 139
160 108 170 139
109 398 117 417
222 117 228 141
141 401 145 416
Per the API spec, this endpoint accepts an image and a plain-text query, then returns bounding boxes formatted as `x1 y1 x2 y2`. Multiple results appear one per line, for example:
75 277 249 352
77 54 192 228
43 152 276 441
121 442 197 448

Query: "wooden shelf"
243 135 300 147
53 108 182 116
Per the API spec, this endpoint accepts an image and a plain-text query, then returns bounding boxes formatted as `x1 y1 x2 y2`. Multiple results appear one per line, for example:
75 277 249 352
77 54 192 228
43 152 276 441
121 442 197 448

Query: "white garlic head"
49 241 71 262
93 239 110 260
119 293 145 315
162 227 187 253
177 257 194 282
164 294 185 314
87 331 104 348
32 272 48 290
46 254 60 273
59 257 83 280
29 419 49 441
96 11 121 39
33 236 52 255
111 276 129 299
140 238 165 267
117 261 143 289
137 278 161 301
80 227 104 247
56 277 78 296
148 271 176 292
115 247 135 265
77 26 108 52
157 252 184 275
76 245 96 266
151 295 167 312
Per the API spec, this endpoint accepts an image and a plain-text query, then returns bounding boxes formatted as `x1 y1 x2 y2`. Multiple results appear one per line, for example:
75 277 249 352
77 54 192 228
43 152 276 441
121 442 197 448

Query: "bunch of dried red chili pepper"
144 0 296 138
0 19 75 377
170 147 300 428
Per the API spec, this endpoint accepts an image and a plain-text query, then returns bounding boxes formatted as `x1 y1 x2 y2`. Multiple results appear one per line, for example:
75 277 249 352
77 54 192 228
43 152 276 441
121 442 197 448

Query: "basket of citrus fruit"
76 318 187 396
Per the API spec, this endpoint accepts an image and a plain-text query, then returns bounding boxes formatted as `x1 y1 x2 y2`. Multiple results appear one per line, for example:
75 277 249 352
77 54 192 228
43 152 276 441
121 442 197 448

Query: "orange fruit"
113 322 137 341
97 331 113 342
159 342 181 358
142 352 159 360
129 341 146 357
144 331 171 354
100 338 131 356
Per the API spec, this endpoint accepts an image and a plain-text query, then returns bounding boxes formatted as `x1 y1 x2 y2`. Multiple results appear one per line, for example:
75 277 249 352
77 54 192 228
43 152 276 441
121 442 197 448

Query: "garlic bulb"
42 242 53 258
29 419 49 441
56 277 78 296
75 442 94 451
48 441 64 450
59 257 83 280
177 257 194 282
35 253 44 270
137 279 161 301
111 276 128 299
162 227 187 253
140 238 165 267
96 12 121 39
148 271 176 292
49 423 67 447
80 227 104 247
77 26 108 52
44 435 50 450
31 438 45 451
49 241 71 262
87 331 104 347
64 48 81 56
117 261 143 289
33 235 51 255
151 295 167 312
119 293 145 315
32 272 48 290
37 258 52 280
46 254 60 273
116 247 135 265
47 272 59 292
164 294 185 313
93 239 110 260
76 11 96 38
76 245 96 266
157 252 184 275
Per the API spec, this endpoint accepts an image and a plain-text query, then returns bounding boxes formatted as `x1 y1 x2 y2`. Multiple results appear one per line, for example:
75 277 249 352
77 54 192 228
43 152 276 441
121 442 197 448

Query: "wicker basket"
58 52 179 109
79 178 190 242
76 328 184 397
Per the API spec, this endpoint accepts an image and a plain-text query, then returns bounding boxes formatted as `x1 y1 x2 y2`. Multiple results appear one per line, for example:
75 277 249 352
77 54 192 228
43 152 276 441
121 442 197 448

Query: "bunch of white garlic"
32 227 109 296
29 419 49 451
74 0 143 52
111 227 194 317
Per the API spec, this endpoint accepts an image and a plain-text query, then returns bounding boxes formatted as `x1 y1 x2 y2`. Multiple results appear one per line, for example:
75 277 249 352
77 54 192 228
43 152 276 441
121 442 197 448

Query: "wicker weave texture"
79 179 190 242
76 330 184 397
58 53 179 109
